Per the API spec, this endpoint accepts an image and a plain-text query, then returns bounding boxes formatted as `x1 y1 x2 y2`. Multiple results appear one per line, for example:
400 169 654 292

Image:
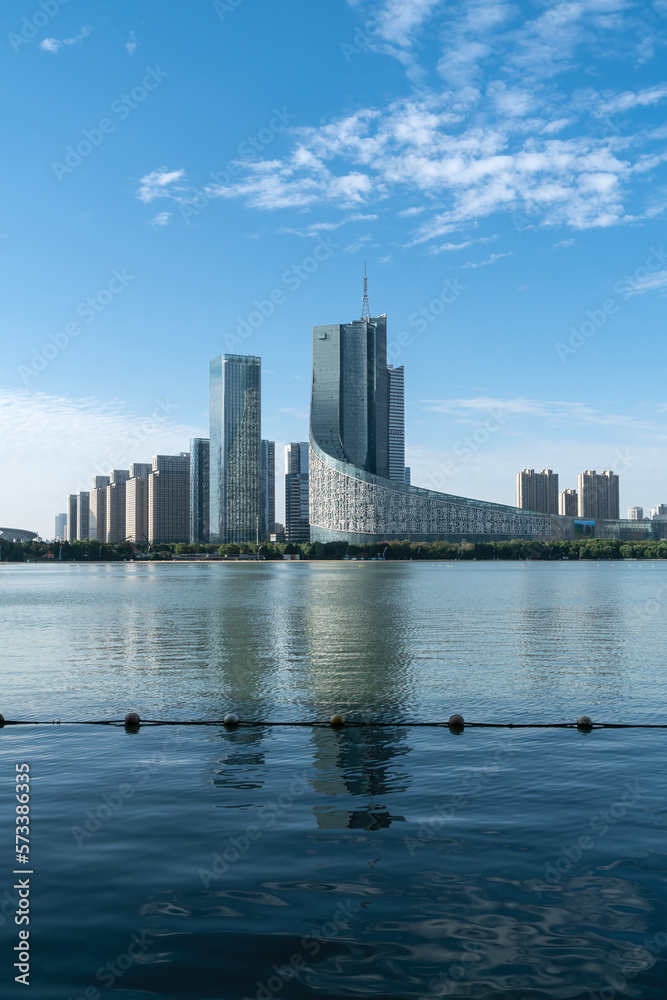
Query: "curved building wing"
309 314 553 543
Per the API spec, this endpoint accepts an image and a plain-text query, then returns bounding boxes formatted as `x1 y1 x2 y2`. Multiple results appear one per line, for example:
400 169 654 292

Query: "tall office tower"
285 442 310 542
76 493 91 540
628 506 644 520
516 469 559 514
308 286 555 544
260 440 275 540
387 365 405 482
577 470 619 519
311 313 389 477
106 470 130 544
190 439 210 544
650 504 667 520
54 513 67 541
89 476 110 542
126 477 149 543
66 494 77 542
130 463 152 480
148 454 190 543
209 354 261 544
404 467 411 485
559 489 578 516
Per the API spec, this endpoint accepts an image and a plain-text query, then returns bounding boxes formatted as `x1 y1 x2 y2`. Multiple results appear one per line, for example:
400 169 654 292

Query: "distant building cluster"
626 504 667 521
516 468 620 519
50 276 664 548
57 355 315 547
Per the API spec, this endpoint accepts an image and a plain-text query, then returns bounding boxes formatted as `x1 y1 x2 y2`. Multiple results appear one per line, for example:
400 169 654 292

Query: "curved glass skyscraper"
309 312 553 543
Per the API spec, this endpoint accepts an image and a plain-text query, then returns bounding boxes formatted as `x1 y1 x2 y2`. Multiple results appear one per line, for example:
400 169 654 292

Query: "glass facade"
285 442 310 542
190 438 210 544
260 440 275 540
387 365 405 482
209 354 261 545
312 316 388 477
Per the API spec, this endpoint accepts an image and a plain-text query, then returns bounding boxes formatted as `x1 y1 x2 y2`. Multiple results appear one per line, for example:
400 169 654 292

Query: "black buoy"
124 711 140 727
0 714 4 727
223 713 239 727
577 715 593 731
448 713 464 732
330 713 345 727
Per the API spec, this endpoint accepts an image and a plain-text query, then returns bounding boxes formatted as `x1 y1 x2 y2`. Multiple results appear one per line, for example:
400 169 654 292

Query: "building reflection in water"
307 724 409 830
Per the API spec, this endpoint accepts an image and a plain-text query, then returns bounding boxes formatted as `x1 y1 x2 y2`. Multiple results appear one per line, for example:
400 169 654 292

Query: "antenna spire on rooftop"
361 259 370 320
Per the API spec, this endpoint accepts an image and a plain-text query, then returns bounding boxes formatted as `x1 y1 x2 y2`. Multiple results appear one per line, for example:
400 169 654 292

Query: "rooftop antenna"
361 259 370 320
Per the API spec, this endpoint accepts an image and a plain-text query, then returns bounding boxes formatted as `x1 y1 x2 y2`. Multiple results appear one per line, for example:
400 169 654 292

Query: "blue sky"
1 0 666 537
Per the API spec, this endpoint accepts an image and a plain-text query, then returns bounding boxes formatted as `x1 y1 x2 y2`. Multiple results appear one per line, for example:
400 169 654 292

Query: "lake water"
1 561 666 999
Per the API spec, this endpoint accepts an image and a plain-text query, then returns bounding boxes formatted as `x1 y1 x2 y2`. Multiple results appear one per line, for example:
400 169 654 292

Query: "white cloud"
622 269 667 297
344 234 372 253
0 390 201 539
148 211 171 226
372 0 442 46
596 84 667 117
427 235 497 254
40 26 91 53
553 237 575 247
136 168 186 204
461 251 512 268
131 7 667 237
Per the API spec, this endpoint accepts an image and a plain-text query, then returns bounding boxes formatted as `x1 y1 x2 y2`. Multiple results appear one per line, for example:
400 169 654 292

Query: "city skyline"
2 2 667 536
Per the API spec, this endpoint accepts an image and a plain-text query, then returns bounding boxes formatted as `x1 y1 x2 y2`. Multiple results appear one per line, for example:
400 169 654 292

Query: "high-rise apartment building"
66 494 77 542
106 470 130 544
650 504 667 520
126 477 149 543
148 454 190 543
209 354 261 544
577 470 619 519
387 365 405 482
190 439 210 544
559 489 578 517
76 492 90 540
130 463 152 480
516 469 559 514
260 440 275 540
628 506 644 520
89 475 110 542
55 513 67 541
404 467 411 486
285 442 310 542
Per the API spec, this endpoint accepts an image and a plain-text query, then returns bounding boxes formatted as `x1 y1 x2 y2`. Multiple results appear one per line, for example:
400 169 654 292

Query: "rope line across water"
0 718 666 729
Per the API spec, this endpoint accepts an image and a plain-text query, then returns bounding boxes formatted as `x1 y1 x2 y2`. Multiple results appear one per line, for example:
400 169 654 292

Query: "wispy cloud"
40 26 91 53
0 390 201 538
461 251 512 268
419 396 667 437
553 238 575 248
622 269 667 297
595 84 667 117
427 235 496 254
344 234 372 253
125 31 137 56
149 211 171 226
136 168 186 204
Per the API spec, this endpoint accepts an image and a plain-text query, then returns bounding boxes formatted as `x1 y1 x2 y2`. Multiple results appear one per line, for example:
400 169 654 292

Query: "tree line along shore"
3 537 667 562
